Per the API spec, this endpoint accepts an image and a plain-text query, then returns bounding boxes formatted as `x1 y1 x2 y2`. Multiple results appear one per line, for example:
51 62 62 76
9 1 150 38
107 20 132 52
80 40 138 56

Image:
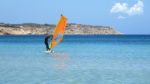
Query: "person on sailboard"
44 14 67 53
44 33 52 51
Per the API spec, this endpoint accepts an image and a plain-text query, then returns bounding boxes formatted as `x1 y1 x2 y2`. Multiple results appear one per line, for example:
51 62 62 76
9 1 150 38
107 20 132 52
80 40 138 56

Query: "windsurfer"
44 34 52 51
44 15 67 53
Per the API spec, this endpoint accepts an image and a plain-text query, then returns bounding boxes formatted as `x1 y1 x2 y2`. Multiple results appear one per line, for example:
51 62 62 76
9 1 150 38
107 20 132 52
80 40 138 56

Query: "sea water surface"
0 35 150 84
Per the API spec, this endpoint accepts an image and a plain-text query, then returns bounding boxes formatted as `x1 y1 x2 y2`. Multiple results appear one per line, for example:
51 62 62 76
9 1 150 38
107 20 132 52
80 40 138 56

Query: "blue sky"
0 0 149 34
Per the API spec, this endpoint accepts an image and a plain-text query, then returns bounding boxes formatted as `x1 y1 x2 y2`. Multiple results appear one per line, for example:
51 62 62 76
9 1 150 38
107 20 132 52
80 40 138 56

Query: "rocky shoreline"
0 23 121 35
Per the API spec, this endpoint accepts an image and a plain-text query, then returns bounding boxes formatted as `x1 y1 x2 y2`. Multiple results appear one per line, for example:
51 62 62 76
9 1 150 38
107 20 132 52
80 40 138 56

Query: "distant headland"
0 23 121 35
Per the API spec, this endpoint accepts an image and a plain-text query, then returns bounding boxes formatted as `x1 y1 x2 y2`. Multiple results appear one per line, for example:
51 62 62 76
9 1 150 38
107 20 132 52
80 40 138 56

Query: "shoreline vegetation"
0 23 121 35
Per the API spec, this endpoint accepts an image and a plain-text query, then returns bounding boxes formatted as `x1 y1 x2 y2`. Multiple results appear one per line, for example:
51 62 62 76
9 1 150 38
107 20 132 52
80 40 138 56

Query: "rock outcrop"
0 23 121 35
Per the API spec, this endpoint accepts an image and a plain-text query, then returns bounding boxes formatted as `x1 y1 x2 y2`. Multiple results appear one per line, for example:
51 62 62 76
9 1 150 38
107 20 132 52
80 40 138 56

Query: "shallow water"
0 35 150 84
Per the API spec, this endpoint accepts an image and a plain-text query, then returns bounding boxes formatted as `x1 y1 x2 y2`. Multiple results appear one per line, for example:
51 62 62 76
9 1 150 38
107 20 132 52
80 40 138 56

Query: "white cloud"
118 15 126 19
110 0 144 16
110 3 128 13
128 0 144 15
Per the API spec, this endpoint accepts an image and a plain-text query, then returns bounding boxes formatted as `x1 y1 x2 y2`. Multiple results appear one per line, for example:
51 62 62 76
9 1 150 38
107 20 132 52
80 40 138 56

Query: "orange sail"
49 15 67 48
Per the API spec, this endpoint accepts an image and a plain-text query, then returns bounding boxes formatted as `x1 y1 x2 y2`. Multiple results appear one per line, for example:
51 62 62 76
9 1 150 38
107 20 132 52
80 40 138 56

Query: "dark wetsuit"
44 35 52 51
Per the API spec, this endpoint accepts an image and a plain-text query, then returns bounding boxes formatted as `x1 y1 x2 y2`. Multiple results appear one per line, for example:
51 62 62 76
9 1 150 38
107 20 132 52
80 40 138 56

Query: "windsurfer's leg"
46 46 49 51
45 42 49 51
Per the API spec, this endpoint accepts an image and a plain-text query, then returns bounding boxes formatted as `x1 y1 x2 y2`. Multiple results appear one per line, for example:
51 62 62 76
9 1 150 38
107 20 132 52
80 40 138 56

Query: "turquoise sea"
0 35 150 84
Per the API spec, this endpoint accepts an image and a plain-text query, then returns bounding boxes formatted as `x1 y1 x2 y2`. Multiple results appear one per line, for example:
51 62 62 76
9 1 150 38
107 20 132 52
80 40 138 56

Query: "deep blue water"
0 35 150 84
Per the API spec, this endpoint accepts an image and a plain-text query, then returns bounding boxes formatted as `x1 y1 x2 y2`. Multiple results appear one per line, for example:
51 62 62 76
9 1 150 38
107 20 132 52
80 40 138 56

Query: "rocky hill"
0 23 121 35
